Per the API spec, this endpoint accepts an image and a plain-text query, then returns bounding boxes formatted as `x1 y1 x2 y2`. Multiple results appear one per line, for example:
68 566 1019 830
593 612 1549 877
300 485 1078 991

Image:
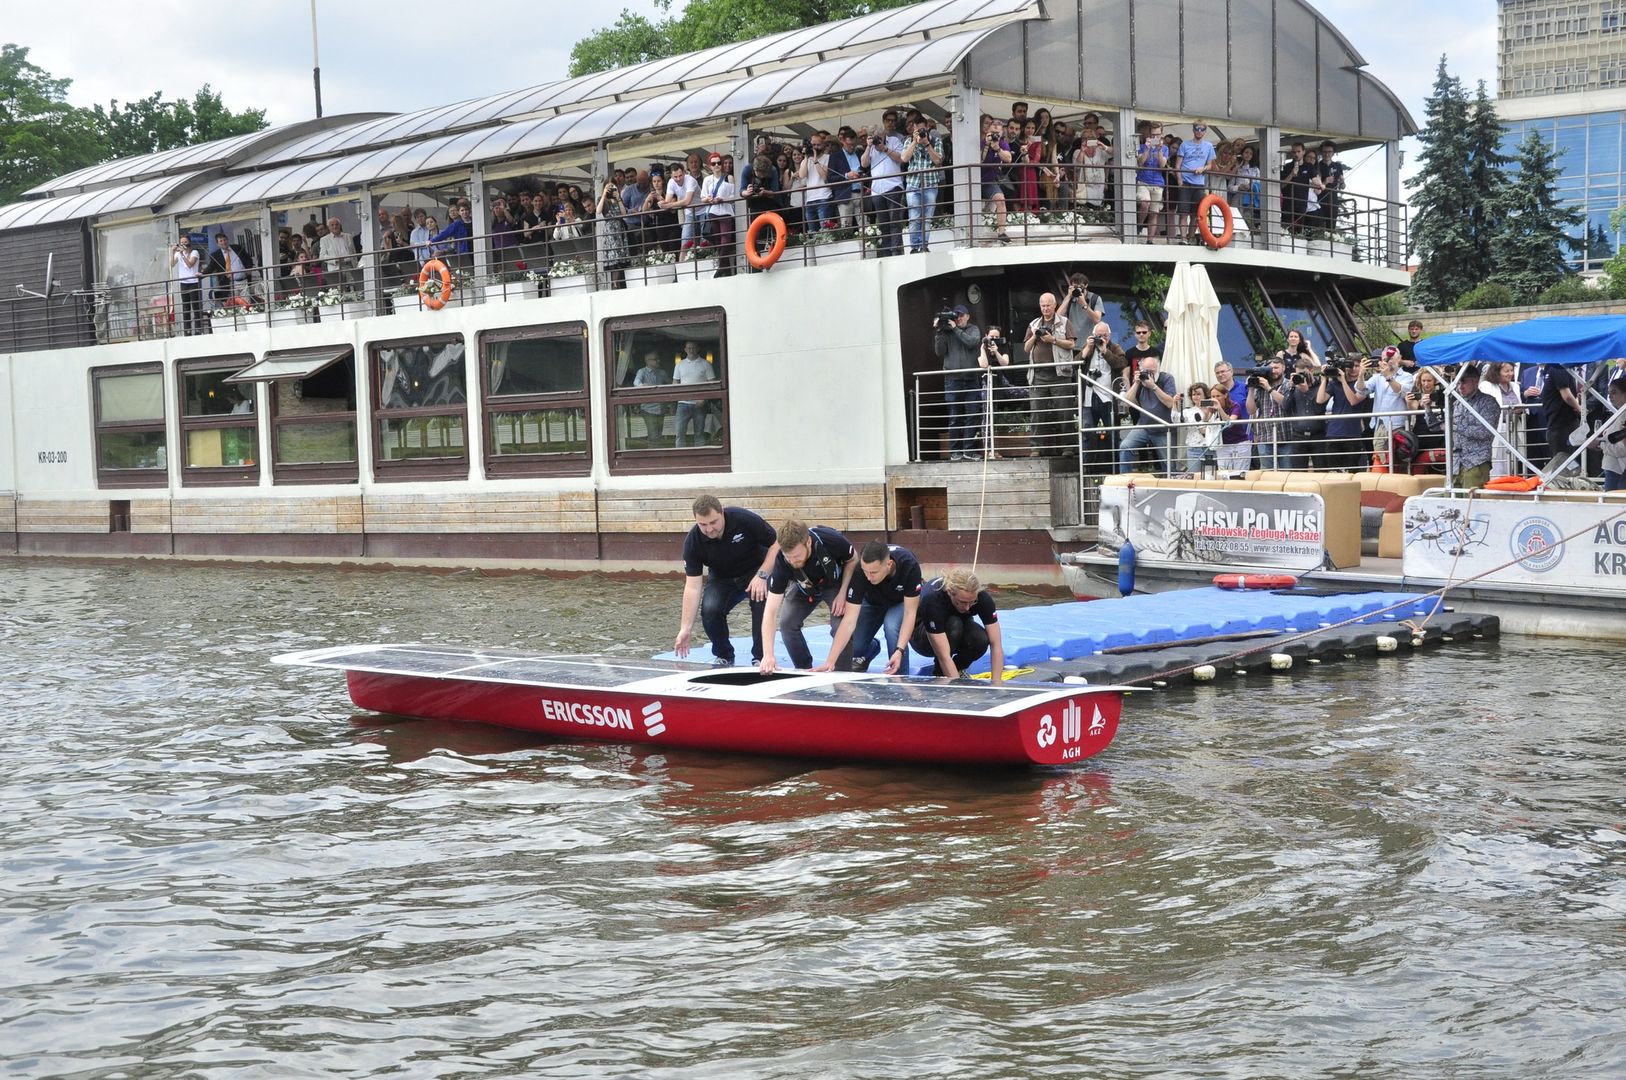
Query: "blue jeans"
851 600 906 672
1606 470 1624 492
906 185 938 249
1119 426 1171 474
945 375 983 457
803 200 834 230
675 402 704 446
702 572 765 664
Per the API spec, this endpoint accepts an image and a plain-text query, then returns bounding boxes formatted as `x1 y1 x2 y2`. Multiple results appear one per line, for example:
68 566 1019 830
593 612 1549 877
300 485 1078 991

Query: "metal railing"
0 161 1409 354
908 365 1573 525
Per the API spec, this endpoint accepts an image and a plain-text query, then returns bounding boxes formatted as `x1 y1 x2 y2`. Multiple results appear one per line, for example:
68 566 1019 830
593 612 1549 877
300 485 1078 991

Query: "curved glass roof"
21 115 387 198
167 27 992 214
235 0 1037 172
0 170 206 230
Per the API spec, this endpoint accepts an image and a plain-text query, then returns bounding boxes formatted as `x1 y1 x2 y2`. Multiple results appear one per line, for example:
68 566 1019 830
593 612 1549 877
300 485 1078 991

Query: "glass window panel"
487 335 586 397
1589 122 1620 172
490 408 588 455
614 402 720 452
377 341 466 409
1215 301 1256 364
378 415 467 460
184 368 253 417
608 321 723 389
99 430 167 470
98 372 164 422
276 420 358 465
1555 125 1588 168
186 426 257 467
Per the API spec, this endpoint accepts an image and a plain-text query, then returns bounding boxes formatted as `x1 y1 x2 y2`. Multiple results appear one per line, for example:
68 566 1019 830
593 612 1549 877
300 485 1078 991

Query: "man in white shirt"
673 340 717 447
698 154 738 276
317 217 358 292
1357 346 1414 471
861 110 908 257
409 209 432 265
661 162 700 257
632 351 672 441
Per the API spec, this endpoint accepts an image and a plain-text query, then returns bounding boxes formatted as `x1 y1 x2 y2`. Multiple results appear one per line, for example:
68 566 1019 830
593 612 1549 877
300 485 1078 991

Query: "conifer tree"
1465 81 1511 283
1489 129 1582 301
1407 58 1477 310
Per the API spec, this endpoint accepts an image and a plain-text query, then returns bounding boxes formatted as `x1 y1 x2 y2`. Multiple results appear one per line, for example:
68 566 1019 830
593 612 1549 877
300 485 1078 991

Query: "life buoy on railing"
417 258 453 310
1213 573 1297 591
1196 194 1234 249
1485 475 1541 491
745 212 787 270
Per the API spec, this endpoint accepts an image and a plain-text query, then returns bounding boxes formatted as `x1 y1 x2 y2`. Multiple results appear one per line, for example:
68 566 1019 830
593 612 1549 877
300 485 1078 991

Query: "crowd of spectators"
937 296 1624 489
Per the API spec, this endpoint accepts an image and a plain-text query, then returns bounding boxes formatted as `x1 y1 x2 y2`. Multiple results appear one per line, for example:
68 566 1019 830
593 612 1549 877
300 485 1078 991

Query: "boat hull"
344 669 1121 767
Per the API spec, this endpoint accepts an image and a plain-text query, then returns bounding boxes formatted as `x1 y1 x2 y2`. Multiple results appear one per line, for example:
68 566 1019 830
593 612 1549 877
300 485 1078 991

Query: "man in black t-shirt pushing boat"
675 494 779 667
816 541 923 675
909 568 1006 683
759 519 859 674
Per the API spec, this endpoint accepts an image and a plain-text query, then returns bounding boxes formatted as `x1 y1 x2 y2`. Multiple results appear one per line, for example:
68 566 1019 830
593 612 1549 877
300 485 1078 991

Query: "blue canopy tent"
1414 313 1626 367
1415 313 1626 484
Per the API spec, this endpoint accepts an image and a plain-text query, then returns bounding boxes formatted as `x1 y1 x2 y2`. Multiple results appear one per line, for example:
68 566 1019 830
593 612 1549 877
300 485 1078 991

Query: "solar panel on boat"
292 646 707 685
473 657 701 687
779 680 1049 714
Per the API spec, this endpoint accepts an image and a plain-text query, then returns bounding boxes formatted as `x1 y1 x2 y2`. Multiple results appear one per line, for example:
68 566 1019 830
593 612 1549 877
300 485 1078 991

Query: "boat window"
369 335 470 481
178 355 260 486
92 363 168 488
242 348 360 484
478 323 590 478
604 307 729 474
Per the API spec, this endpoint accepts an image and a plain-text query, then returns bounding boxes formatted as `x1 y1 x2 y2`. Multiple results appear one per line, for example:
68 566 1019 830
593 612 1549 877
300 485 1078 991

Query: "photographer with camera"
1210 361 1253 472
1244 356 1288 468
935 304 986 461
1361 345 1414 471
1315 352 1370 471
1279 355 1324 470
861 110 908 257
170 235 204 336
1118 355 1178 474
1023 293 1079 457
979 115 1013 243
1078 320 1128 470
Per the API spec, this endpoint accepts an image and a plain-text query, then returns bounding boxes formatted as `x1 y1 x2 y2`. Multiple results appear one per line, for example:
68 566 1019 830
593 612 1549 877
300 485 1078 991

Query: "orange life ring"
1213 573 1297 591
1196 194 1234 249
417 258 452 310
745 212 787 270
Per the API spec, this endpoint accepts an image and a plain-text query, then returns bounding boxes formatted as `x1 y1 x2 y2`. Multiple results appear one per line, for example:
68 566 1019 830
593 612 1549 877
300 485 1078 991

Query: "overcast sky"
6 0 1497 195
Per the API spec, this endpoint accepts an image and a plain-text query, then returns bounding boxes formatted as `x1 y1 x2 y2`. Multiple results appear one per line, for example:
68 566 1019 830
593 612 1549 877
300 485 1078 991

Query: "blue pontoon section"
654 587 1442 674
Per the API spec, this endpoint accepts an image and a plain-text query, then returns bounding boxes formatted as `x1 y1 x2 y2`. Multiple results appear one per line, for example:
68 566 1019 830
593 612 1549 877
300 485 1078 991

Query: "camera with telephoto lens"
1322 349 1348 378
1241 366 1274 390
934 307 958 331
1291 371 1310 387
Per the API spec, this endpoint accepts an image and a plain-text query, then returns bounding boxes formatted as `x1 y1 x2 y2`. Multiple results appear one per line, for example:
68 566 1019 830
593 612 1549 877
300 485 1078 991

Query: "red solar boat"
274 644 1126 767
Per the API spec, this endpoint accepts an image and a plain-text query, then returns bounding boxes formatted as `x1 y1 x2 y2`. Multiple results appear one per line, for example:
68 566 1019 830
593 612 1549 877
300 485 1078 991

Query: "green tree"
1585 222 1615 264
1601 204 1626 298
1487 129 1582 302
91 86 266 160
0 43 103 203
1406 58 1477 310
1465 80 1510 283
569 0 920 77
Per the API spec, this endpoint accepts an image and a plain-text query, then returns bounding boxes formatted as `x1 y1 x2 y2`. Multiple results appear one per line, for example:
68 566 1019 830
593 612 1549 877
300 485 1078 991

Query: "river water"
2 559 1623 1078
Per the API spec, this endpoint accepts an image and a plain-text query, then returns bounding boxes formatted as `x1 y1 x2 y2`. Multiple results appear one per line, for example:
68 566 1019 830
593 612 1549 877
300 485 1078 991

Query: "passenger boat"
275 644 1126 767
0 0 1417 584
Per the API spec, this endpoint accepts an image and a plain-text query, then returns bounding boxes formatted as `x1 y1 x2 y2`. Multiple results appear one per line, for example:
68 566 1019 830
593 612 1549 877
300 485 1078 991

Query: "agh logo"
1061 700 1083 744
641 700 666 737
1036 714 1057 748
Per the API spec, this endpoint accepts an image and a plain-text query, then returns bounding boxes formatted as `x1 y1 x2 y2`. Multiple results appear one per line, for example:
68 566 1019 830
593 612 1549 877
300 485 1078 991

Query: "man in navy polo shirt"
909 568 1006 682
816 541 923 674
759 518 858 674
675 494 779 667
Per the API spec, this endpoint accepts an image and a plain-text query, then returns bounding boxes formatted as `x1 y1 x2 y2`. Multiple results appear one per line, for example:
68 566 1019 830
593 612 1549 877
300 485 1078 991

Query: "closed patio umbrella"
1159 261 1223 395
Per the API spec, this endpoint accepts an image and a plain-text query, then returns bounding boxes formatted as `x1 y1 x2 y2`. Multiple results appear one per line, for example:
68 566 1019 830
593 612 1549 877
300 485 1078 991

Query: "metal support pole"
1116 107 1138 241
1260 126 1281 253
1385 139 1404 270
469 166 489 287
950 75 980 246
359 186 380 308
